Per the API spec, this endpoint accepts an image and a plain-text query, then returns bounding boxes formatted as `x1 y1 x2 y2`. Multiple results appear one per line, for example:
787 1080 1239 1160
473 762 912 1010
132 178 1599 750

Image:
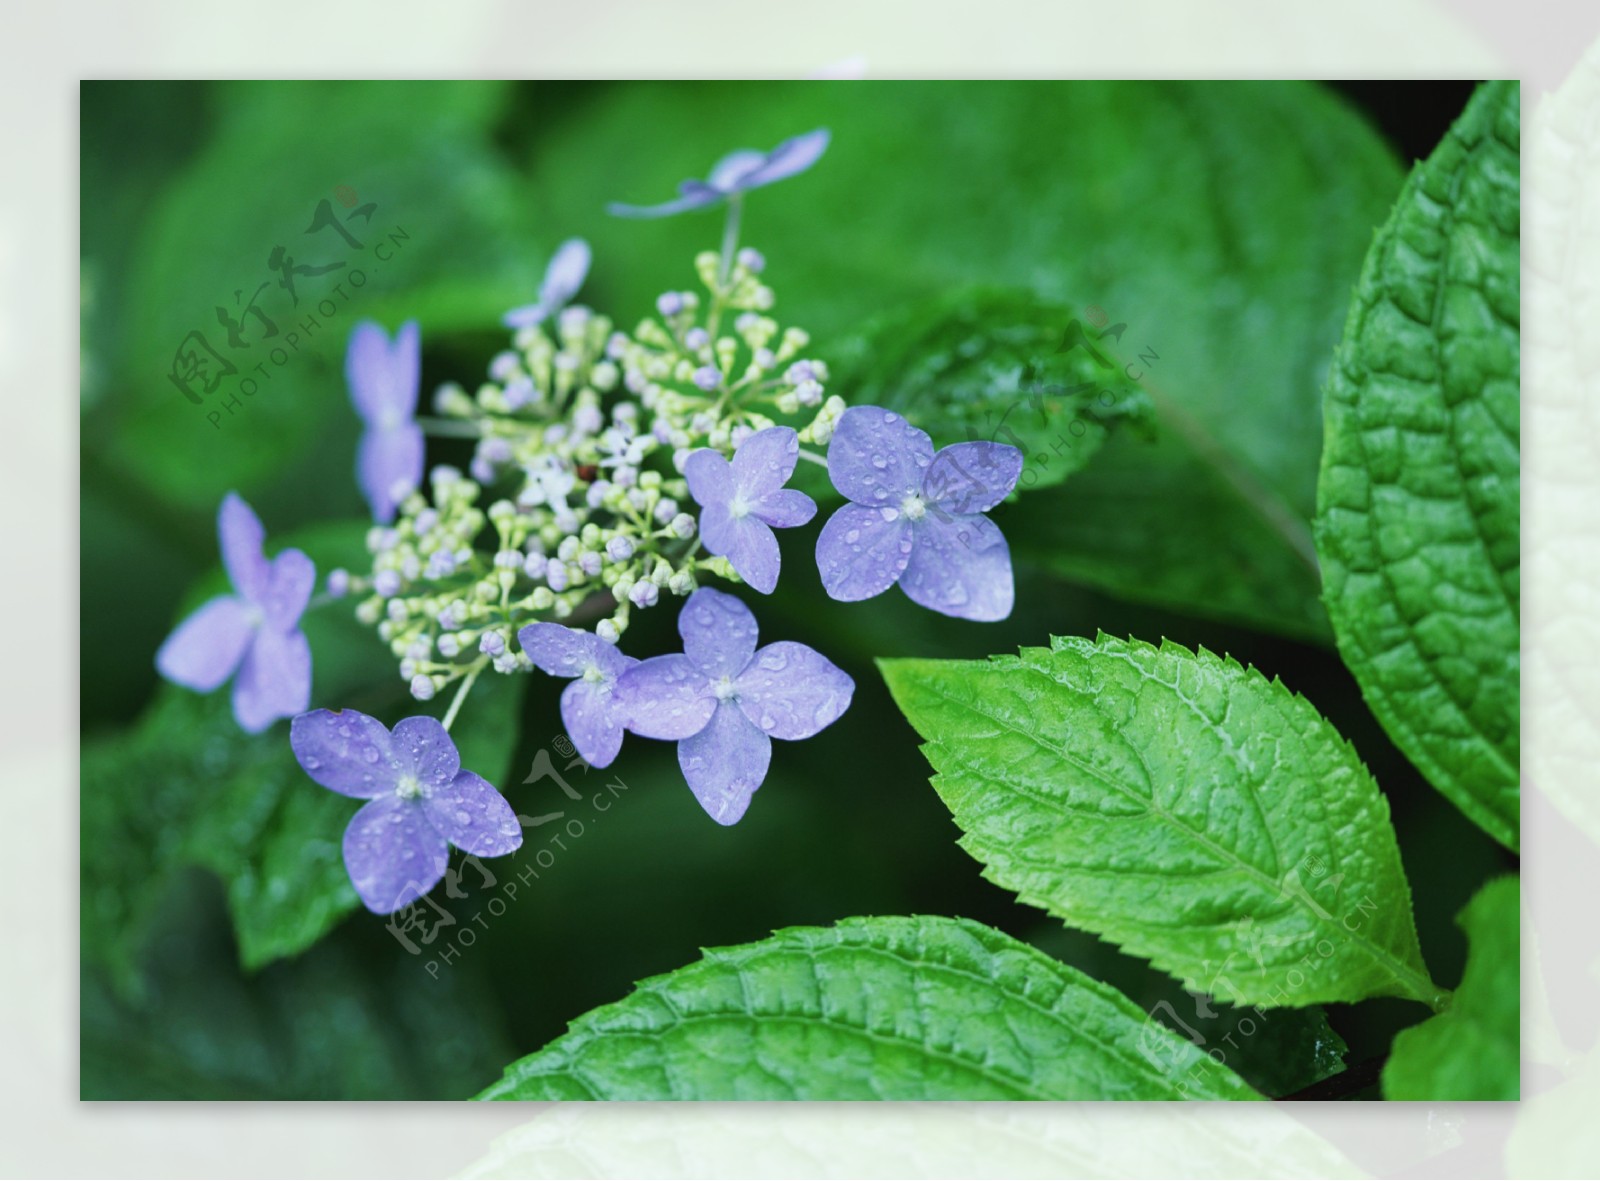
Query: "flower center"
712 675 738 701
728 493 753 520
900 493 927 521
581 661 605 684
396 774 423 800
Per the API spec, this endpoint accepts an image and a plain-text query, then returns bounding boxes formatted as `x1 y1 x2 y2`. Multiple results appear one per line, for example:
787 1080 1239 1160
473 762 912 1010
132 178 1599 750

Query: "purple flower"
504 238 592 330
816 406 1022 621
291 709 522 914
684 427 817 595
616 588 853 825
518 623 639 769
156 493 314 733
608 129 831 219
346 320 423 524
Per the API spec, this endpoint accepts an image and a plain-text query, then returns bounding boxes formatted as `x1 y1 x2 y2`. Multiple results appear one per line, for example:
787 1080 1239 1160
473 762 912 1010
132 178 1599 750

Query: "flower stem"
416 416 484 438
797 447 828 467
441 659 486 731
717 195 744 289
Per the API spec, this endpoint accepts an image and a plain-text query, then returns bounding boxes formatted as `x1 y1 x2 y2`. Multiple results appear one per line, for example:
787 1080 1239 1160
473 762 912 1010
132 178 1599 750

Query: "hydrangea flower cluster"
154 126 1027 915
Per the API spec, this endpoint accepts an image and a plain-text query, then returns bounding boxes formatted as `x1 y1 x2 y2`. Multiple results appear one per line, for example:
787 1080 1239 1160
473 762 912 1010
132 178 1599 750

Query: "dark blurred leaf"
103 80 544 509
536 81 1402 640
81 876 511 1099
829 286 1152 492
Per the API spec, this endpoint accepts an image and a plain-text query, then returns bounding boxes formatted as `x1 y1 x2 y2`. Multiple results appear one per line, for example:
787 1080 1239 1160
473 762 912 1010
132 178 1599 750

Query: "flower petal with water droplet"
735 641 855 740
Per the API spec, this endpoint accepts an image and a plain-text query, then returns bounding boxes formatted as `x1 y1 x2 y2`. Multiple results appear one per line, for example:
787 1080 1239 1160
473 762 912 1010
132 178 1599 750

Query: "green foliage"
828 287 1151 491
880 635 1441 1009
1315 81 1521 850
81 882 513 1100
82 688 360 987
81 519 529 984
478 915 1262 1100
1383 876 1519 1100
100 80 544 511
536 81 1401 639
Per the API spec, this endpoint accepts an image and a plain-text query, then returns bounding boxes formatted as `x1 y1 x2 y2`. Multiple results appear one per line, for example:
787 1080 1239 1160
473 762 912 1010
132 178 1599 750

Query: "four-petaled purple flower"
291 709 522 914
504 238 592 330
518 622 638 769
608 129 831 219
684 426 817 594
617 588 853 825
346 319 423 524
156 493 314 733
816 406 1022 621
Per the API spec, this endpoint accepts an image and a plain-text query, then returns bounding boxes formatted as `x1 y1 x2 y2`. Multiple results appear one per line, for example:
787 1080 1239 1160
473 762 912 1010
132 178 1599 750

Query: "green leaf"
829 287 1151 492
81 878 514 1099
880 635 1441 1009
1383 876 1519 1100
99 80 544 511
477 915 1263 1100
536 81 1402 639
1315 81 1521 850
82 688 360 987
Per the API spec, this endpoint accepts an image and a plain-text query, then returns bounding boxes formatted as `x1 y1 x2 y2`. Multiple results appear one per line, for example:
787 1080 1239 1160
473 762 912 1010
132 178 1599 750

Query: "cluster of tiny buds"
355 244 837 700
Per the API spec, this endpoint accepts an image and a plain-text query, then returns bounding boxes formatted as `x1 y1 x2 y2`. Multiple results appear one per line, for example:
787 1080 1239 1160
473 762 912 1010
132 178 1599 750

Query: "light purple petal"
698 504 781 595
520 621 602 679
826 406 934 507
708 149 768 191
343 795 449 914
345 320 420 428
541 238 591 306
740 129 831 190
677 700 772 826
259 548 315 631
735 641 855 741
815 502 913 602
901 512 1015 622
607 182 724 220
218 492 269 604
731 426 800 498
391 715 461 788
617 654 716 740
290 708 401 798
678 587 760 677
683 448 734 508
232 626 311 733
423 770 523 858
560 679 628 768
155 595 254 692
502 301 552 331
752 488 817 529
358 422 425 524
922 441 1024 515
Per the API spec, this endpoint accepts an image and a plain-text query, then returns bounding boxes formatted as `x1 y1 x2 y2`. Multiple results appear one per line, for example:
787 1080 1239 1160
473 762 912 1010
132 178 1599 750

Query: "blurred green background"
80 80 1511 1101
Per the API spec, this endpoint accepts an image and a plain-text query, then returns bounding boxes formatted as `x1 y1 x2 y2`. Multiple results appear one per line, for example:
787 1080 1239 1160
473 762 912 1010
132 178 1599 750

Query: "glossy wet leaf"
881 635 1441 1009
1315 80 1521 849
479 915 1262 1100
